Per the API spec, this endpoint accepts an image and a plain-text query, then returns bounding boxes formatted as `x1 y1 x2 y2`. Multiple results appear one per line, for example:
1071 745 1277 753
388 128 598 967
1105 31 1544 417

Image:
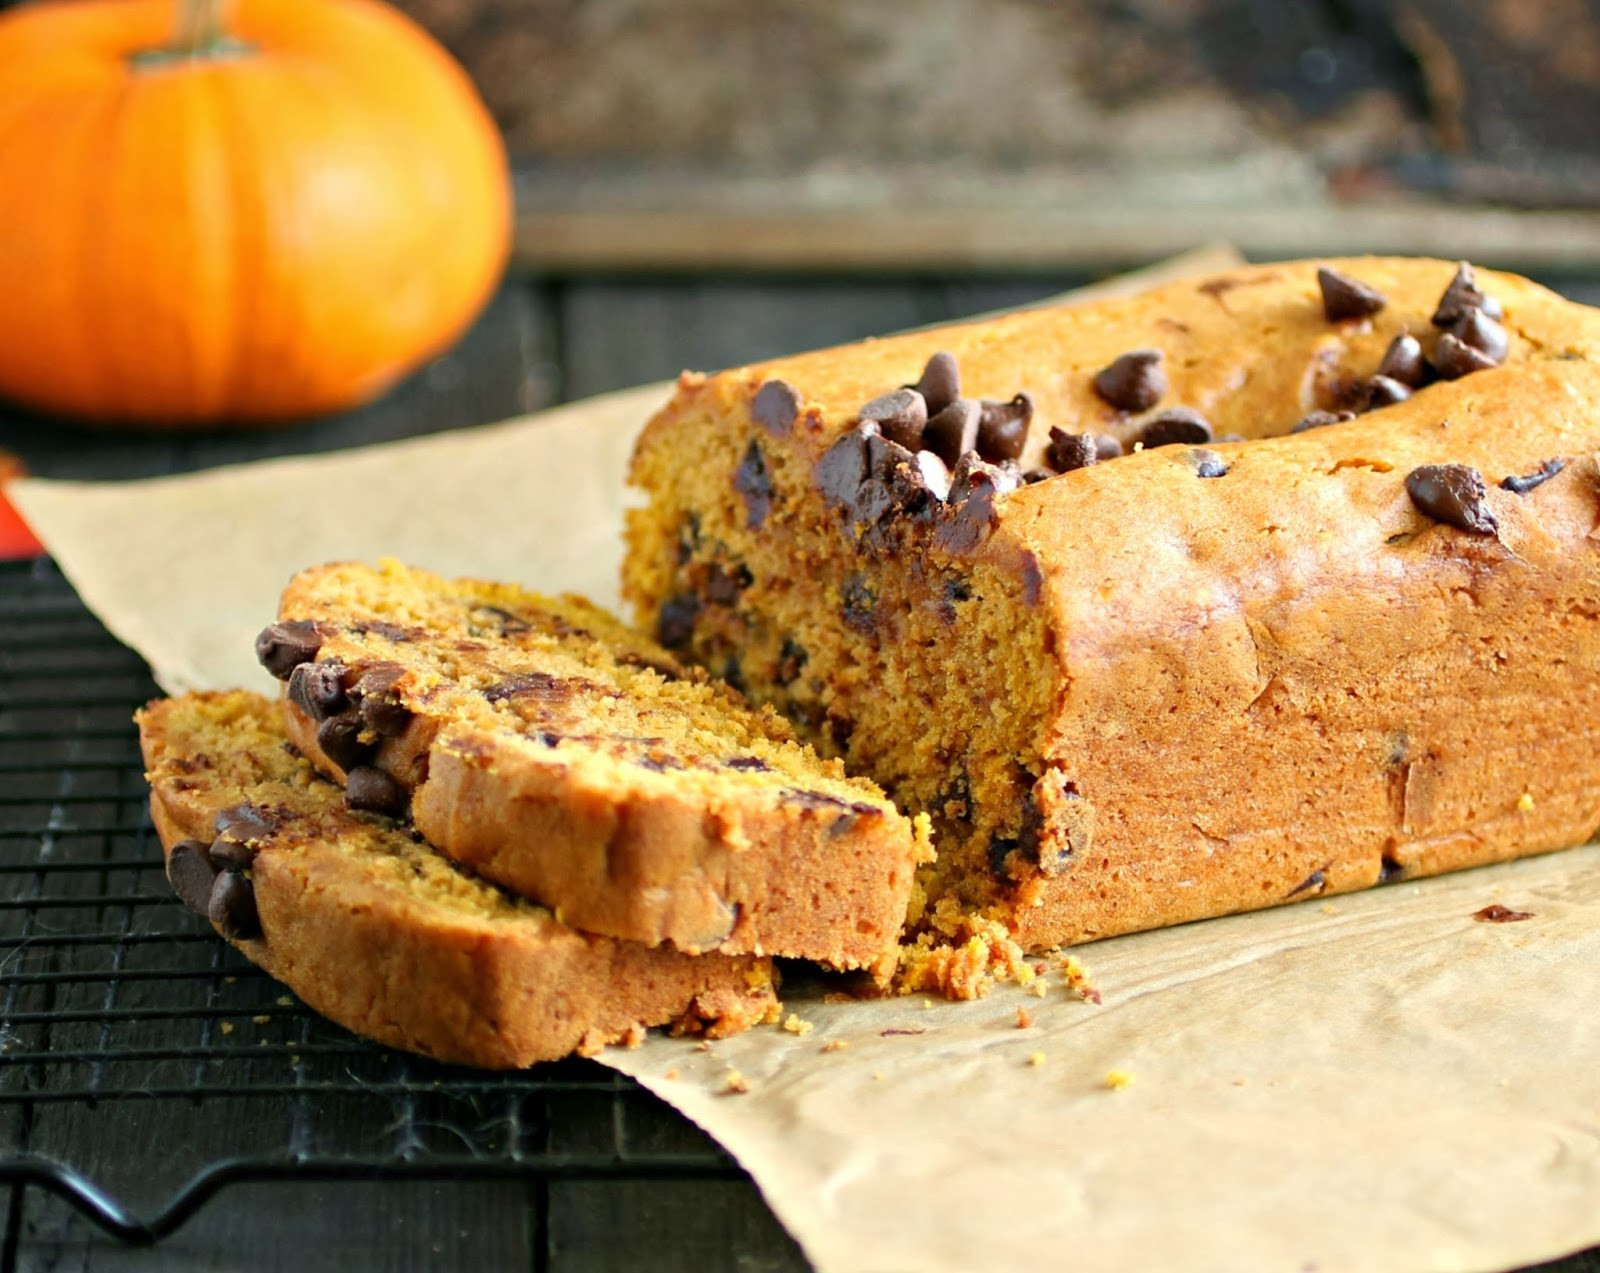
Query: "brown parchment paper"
14 243 1600 1273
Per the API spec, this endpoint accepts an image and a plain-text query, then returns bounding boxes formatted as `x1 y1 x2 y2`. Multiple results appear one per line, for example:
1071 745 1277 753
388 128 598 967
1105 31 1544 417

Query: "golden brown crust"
271 561 927 971
624 256 1600 952
138 691 778 1068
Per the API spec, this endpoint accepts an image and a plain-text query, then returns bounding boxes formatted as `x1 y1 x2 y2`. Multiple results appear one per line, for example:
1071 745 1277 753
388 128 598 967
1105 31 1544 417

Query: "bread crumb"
1104 1069 1134 1090
1016 1008 1034 1029
1320 903 1340 915
252 1014 270 1025
1030 980 1049 998
695 1040 713 1053
781 1014 814 1036
1517 792 1535 812
724 1071 751 1094
621 1023 646 1048
663 1068 680 1081
1028 1051 1046 1067
821 1039 849 1053
1059 955 1103 1004
219 1022 234 1035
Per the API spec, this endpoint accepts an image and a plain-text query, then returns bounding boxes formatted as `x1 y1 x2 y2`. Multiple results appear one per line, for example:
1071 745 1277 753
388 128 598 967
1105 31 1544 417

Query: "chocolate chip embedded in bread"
213 803 276 849
734 438 775 530
1045 428 1098 474
1433 333 1499 380
726 756 771 772
657 594 702 650
317 713 375 771
1405 463 1499 535
859 388 928 451
911 449 952 503
1450 308 1509 363
356 665 413 738
288 661 348 721
975 393 1033 463
1317 266 1387 321
166 840 218 915
752 379 801 435
1377 332 1428 387
1187 448 1229 478
208 870 261 941
1365 375 1413 408
933 454 1023 556
912 351 962 416
1292 410 1356 433
922 398 981 467
840 574 878 633
1500 458 1566 494
1093 349 1166 412
1431 261 1503 327
254 621 324 681
346 765 409 818
1138 408 1213 449
776 638 807 685
1093 434 1125 461
1023 468 1053 484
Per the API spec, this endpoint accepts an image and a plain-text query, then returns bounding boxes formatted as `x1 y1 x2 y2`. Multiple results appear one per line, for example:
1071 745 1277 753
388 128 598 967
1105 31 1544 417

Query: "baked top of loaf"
263 560 929 973
622 256 1600 963
137 690 778 1068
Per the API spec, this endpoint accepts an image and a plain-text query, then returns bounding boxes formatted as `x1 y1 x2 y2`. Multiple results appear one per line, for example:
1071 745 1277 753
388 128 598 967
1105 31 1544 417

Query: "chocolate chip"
1377 332 1428 387
1188 448 1229 478
468 604 531 637
1093 434 1125 461
1405 463 1498 535
734 438 775 529
1431 262 1502 327
358 687 412 739
726 756 771 772
1379 854 1405 883
657 594 702 650
207 837 257 872
208 870 261 940
975 393 1032 463
987 836 1022 881
1501 459 1565 494
816 425 875 510
1451 309 1508 363
933 455 1022 556
166 840 218 915
912 449 952 503
840 575 878 633
752 379 800 435
483 671 579 704
703 562 751 605
1365 375 1412 408
721 655 745 694
346 766 409 818
287 661 348 721
1138 408 1212 449
214 804 276 849
1317 266 1387 321
922 398 981 467
1287 868 1327 898
1433 334 1499 380
254 621 323 681
782 788 882 824
1023 468 1053 484
913 352 962 416
1093 349 1165 412
776 638 807 685
317 713 374 771
1045 428 1097 474
859 389 928 451
1292 410 1355 433
1473 903 1533 923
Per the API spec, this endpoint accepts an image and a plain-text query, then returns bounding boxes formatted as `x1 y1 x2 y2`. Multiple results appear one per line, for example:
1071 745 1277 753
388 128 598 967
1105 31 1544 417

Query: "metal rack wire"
0 557 741 1247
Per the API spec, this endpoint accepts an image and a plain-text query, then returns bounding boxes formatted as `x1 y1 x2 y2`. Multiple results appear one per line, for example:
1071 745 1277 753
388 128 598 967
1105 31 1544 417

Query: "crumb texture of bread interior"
623 257 1600 976
273 561 927 973
138 690 779 1067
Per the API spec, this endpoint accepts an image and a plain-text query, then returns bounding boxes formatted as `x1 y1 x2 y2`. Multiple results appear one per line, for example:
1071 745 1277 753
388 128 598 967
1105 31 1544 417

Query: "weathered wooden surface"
387 0 1600 266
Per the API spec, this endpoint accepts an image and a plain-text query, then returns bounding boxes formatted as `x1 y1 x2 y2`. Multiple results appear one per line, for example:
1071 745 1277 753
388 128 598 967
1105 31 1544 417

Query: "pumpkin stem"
174 0 229 55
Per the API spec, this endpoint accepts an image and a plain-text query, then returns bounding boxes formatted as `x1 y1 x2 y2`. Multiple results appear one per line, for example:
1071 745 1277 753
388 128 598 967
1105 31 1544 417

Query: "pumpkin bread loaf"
623 257 1600 961
260 561 930 977
138 691 778 1067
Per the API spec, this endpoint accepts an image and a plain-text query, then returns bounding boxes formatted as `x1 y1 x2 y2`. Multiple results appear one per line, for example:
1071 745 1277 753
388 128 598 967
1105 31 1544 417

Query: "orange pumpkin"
0 0 511 427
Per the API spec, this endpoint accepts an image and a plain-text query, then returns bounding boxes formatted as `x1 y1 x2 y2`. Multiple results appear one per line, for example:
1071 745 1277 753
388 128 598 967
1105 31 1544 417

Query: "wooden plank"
515 205 1600 274
556 281 951 400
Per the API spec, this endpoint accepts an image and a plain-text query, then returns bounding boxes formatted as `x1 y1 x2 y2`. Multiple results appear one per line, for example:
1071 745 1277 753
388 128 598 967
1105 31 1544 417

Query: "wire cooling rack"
0 557 744 1248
